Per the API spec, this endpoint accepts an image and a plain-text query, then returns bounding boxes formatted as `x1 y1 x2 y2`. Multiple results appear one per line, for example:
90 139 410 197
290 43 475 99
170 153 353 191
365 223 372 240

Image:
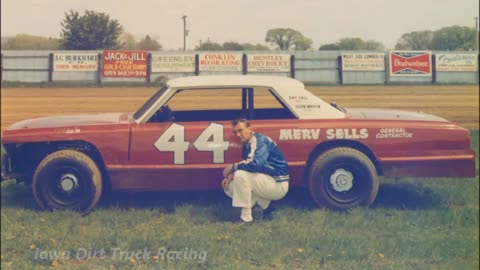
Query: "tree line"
1 10 478 51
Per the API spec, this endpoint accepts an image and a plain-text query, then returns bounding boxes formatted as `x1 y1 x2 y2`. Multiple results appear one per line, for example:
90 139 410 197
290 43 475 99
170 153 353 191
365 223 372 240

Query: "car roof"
167 75 304 93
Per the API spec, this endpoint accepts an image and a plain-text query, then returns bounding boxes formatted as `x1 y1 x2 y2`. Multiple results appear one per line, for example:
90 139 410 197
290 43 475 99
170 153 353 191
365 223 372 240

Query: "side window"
164 88 246 122
253 87 295 120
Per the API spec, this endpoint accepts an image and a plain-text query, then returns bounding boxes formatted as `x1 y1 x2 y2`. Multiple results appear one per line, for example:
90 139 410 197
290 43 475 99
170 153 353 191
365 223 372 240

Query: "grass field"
1 85 479 269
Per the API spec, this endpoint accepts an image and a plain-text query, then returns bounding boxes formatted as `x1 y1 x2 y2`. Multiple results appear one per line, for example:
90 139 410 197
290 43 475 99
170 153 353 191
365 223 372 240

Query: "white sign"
53 53 98 71
151 54 195 73
342 53 385 71
199 53 242 72
435 54 478 72
247 54 290 72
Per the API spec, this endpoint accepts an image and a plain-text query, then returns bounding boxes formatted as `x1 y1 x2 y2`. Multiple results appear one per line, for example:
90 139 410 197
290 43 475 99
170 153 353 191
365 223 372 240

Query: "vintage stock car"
1 75 476 214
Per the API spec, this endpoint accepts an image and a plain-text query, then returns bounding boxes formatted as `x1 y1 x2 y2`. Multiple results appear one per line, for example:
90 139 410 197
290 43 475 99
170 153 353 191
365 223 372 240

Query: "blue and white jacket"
233 132 290 182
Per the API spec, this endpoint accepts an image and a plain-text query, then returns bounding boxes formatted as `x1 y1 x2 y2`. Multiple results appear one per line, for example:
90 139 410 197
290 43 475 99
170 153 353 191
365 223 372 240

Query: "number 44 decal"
154 123 230 164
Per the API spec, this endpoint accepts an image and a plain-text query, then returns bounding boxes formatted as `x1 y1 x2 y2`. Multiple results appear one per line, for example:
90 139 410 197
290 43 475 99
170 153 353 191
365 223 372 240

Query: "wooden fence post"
290 55 295 78
97 53 102 85
431 54 436 84
384 53 389 85
48 53 54 82
337 55 343 85
147 53 152 84
195 54 199 76
242 53 247 75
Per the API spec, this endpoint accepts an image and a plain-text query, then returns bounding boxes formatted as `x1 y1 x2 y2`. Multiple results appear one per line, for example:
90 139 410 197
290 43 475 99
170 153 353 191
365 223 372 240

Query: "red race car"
1 75 476 214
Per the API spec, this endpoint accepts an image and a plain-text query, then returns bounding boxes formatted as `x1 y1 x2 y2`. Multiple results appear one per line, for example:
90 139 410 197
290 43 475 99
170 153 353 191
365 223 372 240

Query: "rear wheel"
308 147 379 211
32 150 102 215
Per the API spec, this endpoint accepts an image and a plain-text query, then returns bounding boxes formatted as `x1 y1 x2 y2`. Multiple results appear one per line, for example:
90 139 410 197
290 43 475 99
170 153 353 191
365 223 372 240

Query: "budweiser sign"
389 51 432 76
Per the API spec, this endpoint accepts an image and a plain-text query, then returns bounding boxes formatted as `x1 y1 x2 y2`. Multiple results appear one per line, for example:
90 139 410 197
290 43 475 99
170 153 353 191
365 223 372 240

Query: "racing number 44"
154 123 230 164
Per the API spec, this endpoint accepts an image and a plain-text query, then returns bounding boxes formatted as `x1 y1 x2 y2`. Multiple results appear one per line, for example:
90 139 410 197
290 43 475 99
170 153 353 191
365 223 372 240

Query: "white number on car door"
154 123 190 164
193 123 230 163
154 123 230 164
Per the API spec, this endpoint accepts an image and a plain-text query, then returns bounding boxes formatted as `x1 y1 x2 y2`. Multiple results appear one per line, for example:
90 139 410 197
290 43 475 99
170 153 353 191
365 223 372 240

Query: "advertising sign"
389 51 431 76
199 53 242 72
247 54 290 72
102 50 147 77
341 53 384 71
435 53 478 71
53 53 98 71
151 54 195 72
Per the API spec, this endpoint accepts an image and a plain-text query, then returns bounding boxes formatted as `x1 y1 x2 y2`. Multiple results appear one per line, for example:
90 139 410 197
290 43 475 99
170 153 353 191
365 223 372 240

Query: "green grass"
1 130 478 270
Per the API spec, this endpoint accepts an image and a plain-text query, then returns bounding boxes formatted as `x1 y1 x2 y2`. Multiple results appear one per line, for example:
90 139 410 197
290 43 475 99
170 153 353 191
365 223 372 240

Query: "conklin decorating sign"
341 53 385 71
389 51 432 76
102 50 147 78
151 55 195 73
53 53 98 71
199 53 242 72
247 54 290 72
435 54 478 72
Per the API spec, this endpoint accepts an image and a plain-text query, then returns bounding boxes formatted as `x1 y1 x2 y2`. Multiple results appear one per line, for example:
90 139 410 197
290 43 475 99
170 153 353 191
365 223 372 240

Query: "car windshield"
133 85 169 120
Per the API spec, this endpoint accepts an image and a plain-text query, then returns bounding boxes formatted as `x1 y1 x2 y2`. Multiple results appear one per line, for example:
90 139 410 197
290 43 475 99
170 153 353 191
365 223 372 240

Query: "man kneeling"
222 118 289 223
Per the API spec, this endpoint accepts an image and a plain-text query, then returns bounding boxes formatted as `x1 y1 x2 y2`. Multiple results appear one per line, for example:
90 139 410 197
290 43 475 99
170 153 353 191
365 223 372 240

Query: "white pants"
224 170 289 221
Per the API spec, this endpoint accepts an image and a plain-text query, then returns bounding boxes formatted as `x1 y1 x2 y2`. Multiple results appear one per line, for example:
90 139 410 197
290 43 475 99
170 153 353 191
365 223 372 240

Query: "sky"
1 0 479 50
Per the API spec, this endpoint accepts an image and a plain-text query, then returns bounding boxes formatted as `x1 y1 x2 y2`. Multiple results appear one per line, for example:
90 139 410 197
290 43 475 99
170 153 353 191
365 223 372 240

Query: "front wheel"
308 147 379 211
32 150 103 215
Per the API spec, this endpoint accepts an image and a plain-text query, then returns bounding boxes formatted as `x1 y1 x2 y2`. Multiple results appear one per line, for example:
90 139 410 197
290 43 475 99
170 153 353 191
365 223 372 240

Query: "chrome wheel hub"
60 173 78 192
330 169 353 192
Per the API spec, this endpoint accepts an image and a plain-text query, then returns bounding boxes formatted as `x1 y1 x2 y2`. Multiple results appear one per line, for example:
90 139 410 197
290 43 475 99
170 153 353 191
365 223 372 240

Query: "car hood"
7 113 132 130
346 108 449 122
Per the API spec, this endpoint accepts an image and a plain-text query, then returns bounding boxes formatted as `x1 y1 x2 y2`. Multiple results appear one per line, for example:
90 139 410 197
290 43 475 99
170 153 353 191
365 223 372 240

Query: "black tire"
308 147 379 211
32 150 103 215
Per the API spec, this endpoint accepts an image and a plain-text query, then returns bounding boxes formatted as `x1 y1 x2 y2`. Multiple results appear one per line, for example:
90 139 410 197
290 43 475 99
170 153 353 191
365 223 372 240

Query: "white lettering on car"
326 128 369 139
279 129 320 140
375 128 413 139
65 128 80 134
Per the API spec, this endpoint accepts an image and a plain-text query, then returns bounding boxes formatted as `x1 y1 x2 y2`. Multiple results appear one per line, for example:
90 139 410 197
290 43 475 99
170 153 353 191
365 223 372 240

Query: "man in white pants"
222 118 290 223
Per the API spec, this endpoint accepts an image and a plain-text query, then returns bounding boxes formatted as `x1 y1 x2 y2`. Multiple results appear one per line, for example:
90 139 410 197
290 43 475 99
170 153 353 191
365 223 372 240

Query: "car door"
125 88 246 191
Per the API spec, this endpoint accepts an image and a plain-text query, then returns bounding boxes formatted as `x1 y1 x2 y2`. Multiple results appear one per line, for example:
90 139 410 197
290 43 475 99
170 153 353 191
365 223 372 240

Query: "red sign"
102 50 147 78
389 51 431 76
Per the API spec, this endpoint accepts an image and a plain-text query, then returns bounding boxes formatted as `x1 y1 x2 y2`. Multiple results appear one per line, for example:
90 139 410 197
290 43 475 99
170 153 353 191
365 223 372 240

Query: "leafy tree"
395 30 434 50
119 32 137 50
241 43 271 51
222 41 244 51
265 28 312 50
136 35 162 50
2 34 60 50
337 38 366 50
318 43 340 50
195 41 223 51
319 38 384 50
431 25 476 51
60 10 123 50
364 40 385 50
294 36 313 50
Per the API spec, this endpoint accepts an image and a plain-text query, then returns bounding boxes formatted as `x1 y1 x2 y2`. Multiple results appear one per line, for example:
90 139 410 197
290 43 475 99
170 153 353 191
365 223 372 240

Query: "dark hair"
232 118 250 127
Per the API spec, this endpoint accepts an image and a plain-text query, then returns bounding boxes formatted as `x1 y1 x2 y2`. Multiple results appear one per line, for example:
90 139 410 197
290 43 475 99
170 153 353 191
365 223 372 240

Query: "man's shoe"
263 204 277 220
252 205 264 220
233 218 254 225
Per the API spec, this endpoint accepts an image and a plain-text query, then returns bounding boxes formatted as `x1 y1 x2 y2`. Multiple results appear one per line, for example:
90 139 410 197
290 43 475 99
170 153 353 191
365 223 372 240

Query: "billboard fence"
1 50 478 85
